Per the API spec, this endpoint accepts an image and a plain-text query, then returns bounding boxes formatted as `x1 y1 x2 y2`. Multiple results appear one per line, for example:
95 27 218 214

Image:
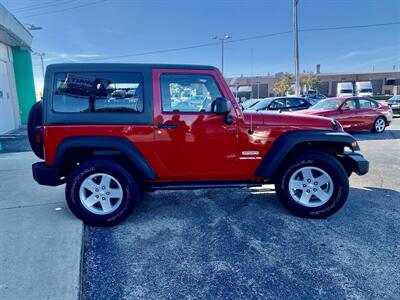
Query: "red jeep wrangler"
28 63 369 226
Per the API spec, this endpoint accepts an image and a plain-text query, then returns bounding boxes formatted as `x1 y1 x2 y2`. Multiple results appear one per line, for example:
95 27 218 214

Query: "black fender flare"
53 136 157 180
255 130 359 179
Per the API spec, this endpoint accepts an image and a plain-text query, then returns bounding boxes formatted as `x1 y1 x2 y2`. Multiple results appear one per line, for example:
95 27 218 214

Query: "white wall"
0 42 20 134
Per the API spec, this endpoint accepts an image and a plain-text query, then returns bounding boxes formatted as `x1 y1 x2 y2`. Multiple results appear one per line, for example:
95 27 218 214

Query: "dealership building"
227 69 400 100
0 4 36 134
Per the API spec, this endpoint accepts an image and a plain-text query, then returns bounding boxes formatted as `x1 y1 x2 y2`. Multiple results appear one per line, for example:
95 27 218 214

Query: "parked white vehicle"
337 82 353 97
355 81 373 97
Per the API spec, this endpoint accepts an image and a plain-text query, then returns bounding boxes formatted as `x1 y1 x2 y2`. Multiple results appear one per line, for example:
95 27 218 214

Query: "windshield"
311 99 343 110
249 99 273 110
242 99 260 109
340 89 353 94
389 95 400 102
359 89 372 93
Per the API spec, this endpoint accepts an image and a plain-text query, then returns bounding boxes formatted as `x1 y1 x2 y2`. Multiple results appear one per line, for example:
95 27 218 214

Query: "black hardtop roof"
46 63 218 73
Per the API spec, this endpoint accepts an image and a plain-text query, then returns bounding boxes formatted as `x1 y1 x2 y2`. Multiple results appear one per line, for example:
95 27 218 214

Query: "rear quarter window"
53 72 144 113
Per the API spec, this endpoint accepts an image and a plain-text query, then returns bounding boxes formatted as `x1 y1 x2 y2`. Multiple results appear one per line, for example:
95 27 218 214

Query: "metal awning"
0 4 32 50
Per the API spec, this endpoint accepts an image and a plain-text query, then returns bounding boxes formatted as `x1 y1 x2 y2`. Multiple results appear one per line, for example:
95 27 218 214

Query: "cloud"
340 45 400 60
101 28 129 36
342 51 361 58
43 52 100 62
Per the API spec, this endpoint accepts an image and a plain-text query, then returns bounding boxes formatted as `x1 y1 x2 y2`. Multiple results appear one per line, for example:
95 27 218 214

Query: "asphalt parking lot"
83 119 400 300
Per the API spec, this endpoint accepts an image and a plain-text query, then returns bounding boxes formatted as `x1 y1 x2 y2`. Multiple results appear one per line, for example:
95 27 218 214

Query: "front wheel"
275 151 349 218
66 159 139 226
372 117 386 133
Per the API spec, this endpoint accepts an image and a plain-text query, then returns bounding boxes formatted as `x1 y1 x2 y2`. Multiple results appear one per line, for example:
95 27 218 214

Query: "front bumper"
343 152 369 176
389 105 400 114
32 162 65 186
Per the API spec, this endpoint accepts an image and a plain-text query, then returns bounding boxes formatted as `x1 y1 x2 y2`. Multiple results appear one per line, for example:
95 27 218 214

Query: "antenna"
248 112 254 135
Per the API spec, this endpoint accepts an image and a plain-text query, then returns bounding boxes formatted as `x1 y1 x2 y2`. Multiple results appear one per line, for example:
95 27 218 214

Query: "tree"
273 73 294 96
300 72 321 91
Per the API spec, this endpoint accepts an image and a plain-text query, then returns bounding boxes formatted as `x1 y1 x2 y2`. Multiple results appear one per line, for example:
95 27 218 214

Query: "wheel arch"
255 130 359 179
53 136 157 180
375 115 388 124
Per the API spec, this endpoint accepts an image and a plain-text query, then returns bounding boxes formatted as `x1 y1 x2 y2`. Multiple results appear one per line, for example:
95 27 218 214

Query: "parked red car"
294 97 393 133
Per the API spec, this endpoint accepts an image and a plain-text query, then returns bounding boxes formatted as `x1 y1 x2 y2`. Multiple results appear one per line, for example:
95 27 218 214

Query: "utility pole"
212 35 232 75
33 52 45 80
292 0 300 96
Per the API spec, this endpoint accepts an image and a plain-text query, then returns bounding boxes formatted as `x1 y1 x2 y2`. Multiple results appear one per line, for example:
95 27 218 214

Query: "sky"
1 0 400 92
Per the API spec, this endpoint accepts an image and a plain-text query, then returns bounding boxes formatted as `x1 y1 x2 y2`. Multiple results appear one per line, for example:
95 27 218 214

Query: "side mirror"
212 97 231 114
212 97 233 125
341 105 350 111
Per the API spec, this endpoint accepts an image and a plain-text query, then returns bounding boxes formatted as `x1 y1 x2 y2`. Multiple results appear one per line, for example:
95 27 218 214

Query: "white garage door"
0 61 15 134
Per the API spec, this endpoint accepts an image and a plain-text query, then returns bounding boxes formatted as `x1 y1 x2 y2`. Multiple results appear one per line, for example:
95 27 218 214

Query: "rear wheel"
372 117 386 133
275 151 349 218
66 159 139 226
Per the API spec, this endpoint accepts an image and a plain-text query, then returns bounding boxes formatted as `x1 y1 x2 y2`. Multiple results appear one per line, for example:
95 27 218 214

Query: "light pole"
292 0 300 96
33 52 45 80
25 23 43 31
212 35 232 75
256 77 260 98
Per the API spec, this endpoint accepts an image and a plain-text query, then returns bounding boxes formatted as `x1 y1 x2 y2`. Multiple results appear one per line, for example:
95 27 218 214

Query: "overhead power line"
299 21 400 32
81 42 220 62
11 1 55 12
76 21 400 62
22 0 108 18
12 0 80 13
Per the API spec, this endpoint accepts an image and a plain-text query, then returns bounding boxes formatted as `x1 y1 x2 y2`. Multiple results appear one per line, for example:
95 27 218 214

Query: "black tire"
275 150 349 218
371 116 386 133
27 101 44 159
66 158 139 226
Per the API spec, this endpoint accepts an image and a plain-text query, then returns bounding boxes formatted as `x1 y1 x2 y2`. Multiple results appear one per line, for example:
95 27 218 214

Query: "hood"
292 109 336 116
242 110 335 129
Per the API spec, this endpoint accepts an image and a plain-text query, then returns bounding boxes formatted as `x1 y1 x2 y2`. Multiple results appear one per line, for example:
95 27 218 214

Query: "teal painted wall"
12 47 36 124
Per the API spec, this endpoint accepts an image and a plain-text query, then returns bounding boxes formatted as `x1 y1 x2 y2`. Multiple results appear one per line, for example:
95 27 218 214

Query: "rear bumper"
344 152 369 176
32 162 64 186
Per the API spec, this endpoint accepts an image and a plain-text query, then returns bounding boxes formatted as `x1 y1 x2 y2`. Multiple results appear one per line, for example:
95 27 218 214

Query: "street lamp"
33 52 45 80
25 24 43 31
212 35 232 75
292 0 300 96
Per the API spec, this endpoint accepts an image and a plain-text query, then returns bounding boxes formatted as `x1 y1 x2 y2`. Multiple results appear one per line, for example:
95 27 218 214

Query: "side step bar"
145 180 270 191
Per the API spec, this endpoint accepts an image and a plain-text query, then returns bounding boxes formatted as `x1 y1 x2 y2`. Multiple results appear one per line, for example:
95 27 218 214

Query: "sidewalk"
0 152 83 300
0 127 31 154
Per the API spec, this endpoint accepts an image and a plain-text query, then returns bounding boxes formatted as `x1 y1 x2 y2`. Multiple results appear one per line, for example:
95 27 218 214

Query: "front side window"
53 72 144 113
160 74 222 112
343 99 357 110
340 89 353 94
270 99 286 109
286 98 303 107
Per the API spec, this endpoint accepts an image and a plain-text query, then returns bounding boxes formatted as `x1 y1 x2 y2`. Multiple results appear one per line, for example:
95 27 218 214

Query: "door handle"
157 123 178 129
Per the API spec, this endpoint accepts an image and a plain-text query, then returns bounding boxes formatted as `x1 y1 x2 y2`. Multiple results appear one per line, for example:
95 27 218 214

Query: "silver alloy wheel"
288 166 334 208
375 118 385 132
79 173 123 215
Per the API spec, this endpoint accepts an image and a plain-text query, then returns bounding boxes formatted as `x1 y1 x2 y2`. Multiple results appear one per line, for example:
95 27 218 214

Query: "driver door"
336 99 359 130
152 69 238 180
